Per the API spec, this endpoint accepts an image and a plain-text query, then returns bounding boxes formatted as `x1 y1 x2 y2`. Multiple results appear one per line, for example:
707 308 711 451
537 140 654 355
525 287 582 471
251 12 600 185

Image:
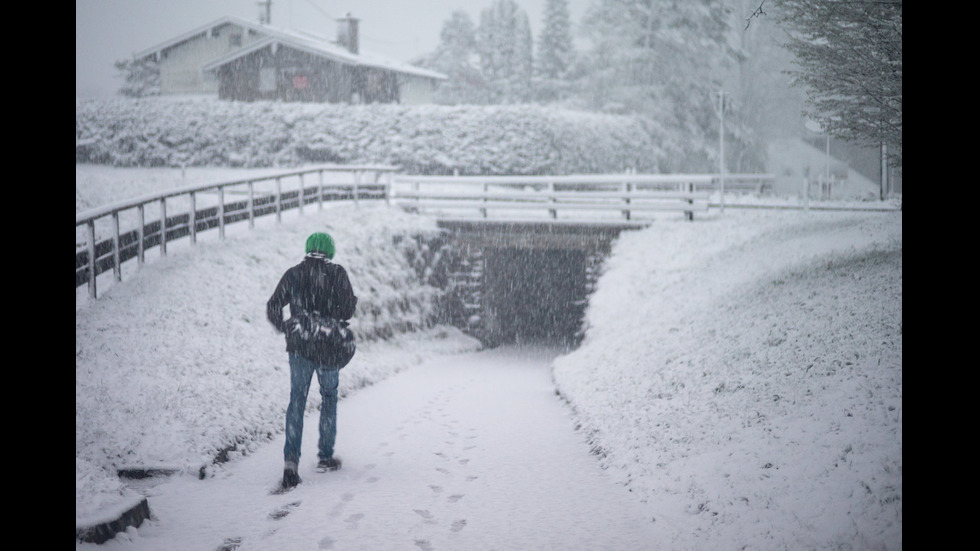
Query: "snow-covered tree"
772 0 902 168
477 0 534 104
419 10 489 105
114 57 160 98
535 0 576 102
727 0 805 143
575 0 756 171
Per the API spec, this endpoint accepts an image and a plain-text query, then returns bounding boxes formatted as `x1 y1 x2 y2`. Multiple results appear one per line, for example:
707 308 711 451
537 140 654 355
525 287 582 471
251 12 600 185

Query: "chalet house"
132 15 447 105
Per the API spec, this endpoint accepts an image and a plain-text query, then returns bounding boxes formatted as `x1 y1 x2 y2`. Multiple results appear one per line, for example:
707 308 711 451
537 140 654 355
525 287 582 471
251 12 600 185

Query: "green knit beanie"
305 232 335 258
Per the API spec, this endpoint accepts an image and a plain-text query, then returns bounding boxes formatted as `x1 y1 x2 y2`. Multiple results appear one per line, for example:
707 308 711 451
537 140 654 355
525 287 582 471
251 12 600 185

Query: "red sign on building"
293 75 308 89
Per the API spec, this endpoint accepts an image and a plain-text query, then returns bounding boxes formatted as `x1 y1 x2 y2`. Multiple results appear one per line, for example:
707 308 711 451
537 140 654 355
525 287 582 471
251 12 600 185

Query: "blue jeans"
283 353 340 465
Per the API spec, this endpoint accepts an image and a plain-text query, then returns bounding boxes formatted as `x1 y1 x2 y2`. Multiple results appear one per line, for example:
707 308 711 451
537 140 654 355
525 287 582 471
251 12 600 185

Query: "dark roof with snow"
136 15 446 82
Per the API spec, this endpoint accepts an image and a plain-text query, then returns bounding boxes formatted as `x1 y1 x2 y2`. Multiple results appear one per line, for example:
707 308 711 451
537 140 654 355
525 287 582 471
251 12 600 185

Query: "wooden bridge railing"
391 173 775 221
76 164 399 299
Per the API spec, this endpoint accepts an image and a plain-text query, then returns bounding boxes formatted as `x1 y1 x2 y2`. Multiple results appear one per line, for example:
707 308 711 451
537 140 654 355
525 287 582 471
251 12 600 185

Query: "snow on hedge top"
75 98 665 174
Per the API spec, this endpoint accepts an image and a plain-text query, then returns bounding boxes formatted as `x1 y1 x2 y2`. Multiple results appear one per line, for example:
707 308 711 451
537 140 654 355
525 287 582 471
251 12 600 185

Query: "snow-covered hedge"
75 97 665 174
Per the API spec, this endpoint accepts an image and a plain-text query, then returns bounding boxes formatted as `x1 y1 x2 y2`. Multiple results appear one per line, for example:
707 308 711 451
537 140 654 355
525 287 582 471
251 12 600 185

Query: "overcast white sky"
76 0 591 98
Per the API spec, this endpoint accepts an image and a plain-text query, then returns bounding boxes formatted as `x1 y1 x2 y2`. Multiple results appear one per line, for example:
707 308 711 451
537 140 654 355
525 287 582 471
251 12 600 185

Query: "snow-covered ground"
76 166 901 550
552 208 902 550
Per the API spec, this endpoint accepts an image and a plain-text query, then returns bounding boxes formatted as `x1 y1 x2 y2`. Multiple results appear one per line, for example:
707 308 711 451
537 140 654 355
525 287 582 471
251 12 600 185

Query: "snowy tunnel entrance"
481 247 591 347
435 220 633 349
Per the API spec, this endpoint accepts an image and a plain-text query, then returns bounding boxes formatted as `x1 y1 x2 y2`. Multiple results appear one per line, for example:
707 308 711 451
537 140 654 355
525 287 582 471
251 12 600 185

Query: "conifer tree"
535 0 575 102
478 0 534 104
421 10 488 104
772 0 902 168
577 0 745 171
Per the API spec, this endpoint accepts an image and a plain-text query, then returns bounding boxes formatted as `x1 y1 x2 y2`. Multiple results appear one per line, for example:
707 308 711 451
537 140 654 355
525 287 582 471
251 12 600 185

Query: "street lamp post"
716 89 726 213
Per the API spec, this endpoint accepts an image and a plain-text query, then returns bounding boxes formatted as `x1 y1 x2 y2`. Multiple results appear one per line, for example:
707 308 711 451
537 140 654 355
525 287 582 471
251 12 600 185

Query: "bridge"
76 166 774 346
390 172 773 345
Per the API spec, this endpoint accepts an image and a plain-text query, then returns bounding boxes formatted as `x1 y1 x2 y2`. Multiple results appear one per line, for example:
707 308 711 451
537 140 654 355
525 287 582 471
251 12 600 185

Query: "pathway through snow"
92 347 661 551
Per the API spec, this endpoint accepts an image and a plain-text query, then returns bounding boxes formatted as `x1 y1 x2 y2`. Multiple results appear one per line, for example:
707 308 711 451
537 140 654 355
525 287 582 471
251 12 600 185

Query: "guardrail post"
623 182 631 221
87 220 97 299
373 170 382 204
298 174 305 215
189 192 197 244
112 212 121 282
353 171 360 207
719 173 726 213
218 186 226 238
248 181 255 229
159 197 167 257
275 177 282 222
385 171 392 206
686 182 695 221
548 181 557 219
137 204 145 265
481 181 488 219
318 170 324 210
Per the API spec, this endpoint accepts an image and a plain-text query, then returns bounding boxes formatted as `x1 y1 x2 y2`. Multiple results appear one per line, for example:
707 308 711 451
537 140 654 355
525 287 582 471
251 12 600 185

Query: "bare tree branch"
745 1 768 30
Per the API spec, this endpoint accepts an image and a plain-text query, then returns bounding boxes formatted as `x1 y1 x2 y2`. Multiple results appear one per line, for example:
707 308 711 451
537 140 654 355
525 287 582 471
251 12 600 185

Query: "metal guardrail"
76 164 399 299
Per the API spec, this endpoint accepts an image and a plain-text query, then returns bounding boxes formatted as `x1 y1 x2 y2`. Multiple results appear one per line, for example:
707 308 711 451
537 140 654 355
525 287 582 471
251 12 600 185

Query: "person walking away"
267 232 357 490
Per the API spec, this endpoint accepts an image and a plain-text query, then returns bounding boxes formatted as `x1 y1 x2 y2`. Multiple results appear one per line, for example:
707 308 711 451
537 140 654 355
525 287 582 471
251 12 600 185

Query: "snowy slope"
76 195 483 526
76 166 901 549
553 209 902 549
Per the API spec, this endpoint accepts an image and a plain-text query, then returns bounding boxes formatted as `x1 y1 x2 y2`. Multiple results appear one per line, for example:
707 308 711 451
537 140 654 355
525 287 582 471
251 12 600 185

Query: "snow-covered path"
105 347 660 551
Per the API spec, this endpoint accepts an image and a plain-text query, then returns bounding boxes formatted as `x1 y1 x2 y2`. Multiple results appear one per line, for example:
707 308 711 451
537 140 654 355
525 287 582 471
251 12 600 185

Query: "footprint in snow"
215 537 242 551
345 513 364 529
269 501 301 521
414 509 438 525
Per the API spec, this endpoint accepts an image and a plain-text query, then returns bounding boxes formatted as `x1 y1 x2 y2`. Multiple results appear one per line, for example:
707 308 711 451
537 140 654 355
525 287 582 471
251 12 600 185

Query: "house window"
230 33 242 47
259 68 276 92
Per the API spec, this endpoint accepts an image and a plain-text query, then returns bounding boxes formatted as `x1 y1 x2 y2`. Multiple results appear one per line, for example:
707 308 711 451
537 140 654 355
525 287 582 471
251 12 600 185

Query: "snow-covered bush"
75 97 665 174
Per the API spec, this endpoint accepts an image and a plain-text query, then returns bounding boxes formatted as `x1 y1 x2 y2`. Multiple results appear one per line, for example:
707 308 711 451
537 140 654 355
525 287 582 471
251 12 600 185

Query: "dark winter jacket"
267 253 358 364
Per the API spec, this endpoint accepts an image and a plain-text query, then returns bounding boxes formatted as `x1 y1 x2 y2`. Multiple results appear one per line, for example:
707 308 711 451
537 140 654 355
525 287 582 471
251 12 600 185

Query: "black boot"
282 461 301 489
316 456 342 472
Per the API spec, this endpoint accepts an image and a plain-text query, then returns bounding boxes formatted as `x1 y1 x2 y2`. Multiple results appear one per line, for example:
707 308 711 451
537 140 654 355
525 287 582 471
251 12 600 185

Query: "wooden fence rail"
390 173 775 221
76 164 398 299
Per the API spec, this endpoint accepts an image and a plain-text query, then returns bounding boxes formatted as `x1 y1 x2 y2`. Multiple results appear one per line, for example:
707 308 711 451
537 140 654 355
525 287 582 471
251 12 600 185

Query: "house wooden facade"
132 15 446 105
